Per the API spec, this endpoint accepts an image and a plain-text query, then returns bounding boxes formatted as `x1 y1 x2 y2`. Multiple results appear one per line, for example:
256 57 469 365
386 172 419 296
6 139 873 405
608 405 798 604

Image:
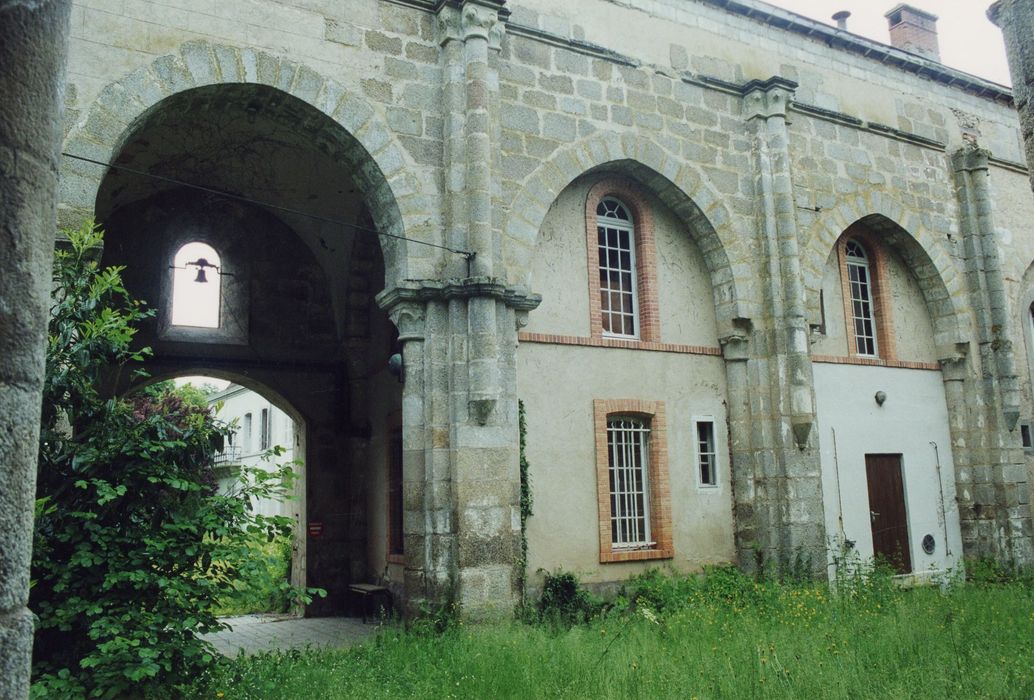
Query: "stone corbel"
742 76 797 122
1004 405 1021 431
719 317 753 362
938 342 970 382
791 416 813 451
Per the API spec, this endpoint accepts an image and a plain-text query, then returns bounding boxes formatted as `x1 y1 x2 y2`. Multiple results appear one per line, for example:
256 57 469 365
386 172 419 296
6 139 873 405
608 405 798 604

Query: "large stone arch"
802 190 967 349
502 132 754 332
59 40 430 286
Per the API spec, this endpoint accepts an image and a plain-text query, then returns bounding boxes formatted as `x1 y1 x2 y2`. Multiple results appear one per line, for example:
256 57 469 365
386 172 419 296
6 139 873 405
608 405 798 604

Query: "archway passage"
97 84 403 615
131 374 308 613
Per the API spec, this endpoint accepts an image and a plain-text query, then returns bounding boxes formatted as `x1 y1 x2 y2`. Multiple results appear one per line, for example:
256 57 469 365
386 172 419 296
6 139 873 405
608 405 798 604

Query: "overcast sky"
767 0 1011 86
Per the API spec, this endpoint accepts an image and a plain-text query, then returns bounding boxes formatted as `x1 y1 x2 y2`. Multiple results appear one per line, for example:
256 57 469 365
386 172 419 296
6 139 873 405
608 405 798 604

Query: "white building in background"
210 383 298 519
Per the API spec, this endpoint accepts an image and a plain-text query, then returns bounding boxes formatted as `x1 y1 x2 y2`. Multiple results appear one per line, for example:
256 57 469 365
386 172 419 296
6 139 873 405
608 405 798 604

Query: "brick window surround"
593 399 673 563
585 179 660 343
836 225 895 361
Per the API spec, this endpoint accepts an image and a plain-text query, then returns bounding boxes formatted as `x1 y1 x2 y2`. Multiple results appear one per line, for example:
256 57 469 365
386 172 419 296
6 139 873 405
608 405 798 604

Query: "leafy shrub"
31 222 312 698
965 556 1034 587
214 531 295 616
536 571 602 626
621 567 697 614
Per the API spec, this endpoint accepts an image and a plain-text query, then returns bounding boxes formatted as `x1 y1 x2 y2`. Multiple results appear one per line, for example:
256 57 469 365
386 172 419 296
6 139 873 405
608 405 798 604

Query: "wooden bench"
348 584 392 623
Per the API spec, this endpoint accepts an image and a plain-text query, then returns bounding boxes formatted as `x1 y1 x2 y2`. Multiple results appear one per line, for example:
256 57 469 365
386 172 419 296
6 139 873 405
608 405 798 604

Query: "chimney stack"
832 11 851 31
885 4 940 62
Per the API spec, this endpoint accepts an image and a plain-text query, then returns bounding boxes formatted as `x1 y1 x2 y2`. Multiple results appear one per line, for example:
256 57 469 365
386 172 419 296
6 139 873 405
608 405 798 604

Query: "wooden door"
865 454 912 574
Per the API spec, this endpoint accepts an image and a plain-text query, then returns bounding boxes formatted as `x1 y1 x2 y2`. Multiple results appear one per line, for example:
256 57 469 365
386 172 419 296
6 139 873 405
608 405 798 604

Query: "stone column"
0 1 72 696
989 0 1034 195
951 145 1033 564
380 281 540 620
738 77 826 574
431 0 538 619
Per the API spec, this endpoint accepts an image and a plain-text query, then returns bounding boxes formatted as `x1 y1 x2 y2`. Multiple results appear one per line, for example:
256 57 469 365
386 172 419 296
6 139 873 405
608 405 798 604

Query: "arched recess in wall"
803 196 967 352
59 40 435 287
503 134 753 335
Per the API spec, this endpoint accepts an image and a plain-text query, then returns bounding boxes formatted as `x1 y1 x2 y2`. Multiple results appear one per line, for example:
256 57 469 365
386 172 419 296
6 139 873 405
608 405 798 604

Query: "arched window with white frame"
596 197 639 338
171 242 221 328
845 239 878 356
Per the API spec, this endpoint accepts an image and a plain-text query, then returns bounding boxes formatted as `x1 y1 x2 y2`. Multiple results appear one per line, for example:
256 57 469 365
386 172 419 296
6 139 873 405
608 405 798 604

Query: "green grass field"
189 568 1034 699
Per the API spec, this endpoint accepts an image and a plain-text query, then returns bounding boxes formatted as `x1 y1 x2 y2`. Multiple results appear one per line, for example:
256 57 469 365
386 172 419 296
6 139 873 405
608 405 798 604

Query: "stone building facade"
31 0 1034 621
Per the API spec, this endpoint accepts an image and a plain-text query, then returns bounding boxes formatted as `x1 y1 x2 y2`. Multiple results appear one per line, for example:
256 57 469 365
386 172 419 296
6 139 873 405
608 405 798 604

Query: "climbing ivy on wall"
30 221 310 698
518 400 534 602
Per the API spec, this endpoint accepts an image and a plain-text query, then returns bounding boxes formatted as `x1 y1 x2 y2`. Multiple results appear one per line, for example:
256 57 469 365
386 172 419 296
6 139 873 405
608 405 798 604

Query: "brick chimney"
884 4 940 62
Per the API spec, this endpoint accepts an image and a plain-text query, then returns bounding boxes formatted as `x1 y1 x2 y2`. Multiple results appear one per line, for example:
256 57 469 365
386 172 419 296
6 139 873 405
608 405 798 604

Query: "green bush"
30 222 313 698
214 531 295 616
536 571 603 626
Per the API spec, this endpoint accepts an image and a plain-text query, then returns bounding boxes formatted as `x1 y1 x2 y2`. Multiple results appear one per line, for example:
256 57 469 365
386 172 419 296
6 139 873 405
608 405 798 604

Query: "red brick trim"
586 179 660 342
593 399 673 564
811 355 940 371
518 331 721 356
837 225 895 361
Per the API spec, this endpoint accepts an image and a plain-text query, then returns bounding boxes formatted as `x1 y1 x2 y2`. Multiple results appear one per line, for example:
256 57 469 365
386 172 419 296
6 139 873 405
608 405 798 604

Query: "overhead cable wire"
61 152 476 260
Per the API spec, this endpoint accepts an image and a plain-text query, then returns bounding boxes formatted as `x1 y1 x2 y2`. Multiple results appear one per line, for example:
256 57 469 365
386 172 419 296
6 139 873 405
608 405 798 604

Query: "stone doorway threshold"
201 613 378 657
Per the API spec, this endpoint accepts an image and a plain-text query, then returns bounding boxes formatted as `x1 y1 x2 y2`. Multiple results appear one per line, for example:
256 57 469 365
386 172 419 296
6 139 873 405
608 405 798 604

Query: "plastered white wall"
814 364 962 578
519 343 734 585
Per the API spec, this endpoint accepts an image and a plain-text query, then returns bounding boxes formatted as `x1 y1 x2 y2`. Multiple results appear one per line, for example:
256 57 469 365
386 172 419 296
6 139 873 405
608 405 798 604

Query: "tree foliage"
31 221 304 698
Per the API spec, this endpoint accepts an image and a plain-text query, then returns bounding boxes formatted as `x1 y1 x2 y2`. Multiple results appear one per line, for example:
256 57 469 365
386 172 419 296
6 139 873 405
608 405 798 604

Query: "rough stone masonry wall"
494 0 1034 569
0 2 72 696
46 0 1034 620
62 0 447 283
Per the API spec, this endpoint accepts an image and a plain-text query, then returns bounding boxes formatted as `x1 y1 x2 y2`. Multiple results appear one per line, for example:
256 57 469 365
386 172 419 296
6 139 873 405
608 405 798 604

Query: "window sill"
600 547 673 563
387 553 404 565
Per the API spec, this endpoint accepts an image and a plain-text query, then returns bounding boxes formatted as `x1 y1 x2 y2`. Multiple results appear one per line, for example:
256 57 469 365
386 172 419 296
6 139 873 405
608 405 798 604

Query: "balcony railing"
214 446 241 465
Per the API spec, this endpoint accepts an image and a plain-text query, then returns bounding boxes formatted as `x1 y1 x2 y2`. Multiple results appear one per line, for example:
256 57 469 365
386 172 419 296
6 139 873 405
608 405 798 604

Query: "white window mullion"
597 198 639 339
845 239 878 357
626 428 639 544
606 416 652 549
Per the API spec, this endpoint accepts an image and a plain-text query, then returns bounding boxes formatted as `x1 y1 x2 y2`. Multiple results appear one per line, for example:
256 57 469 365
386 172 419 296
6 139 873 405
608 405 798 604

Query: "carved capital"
384 300 426 342
436 5 463 46
742 76 797 121
377 277 542 312
951 144 991 173
462 2 504 43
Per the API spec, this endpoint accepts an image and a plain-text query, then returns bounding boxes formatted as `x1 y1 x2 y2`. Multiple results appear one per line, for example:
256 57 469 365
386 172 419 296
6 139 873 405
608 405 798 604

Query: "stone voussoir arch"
503 131 755 333
802 189 967 349
60 39 431 285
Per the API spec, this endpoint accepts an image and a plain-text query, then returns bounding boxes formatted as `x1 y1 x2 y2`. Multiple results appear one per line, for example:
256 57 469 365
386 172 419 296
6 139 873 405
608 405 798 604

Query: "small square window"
1021 421 1033 455
695 418 718 488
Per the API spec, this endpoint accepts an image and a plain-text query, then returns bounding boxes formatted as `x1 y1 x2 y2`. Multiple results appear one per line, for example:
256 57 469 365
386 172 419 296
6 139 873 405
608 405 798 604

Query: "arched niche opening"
171 242 222 329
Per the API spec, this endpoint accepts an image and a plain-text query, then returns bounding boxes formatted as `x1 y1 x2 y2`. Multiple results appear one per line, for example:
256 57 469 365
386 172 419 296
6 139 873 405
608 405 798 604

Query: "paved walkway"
201 614 378 657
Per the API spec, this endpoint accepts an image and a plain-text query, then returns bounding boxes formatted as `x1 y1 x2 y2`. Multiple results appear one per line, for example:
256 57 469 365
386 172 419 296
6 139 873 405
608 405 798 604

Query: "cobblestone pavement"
201 614 378 657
